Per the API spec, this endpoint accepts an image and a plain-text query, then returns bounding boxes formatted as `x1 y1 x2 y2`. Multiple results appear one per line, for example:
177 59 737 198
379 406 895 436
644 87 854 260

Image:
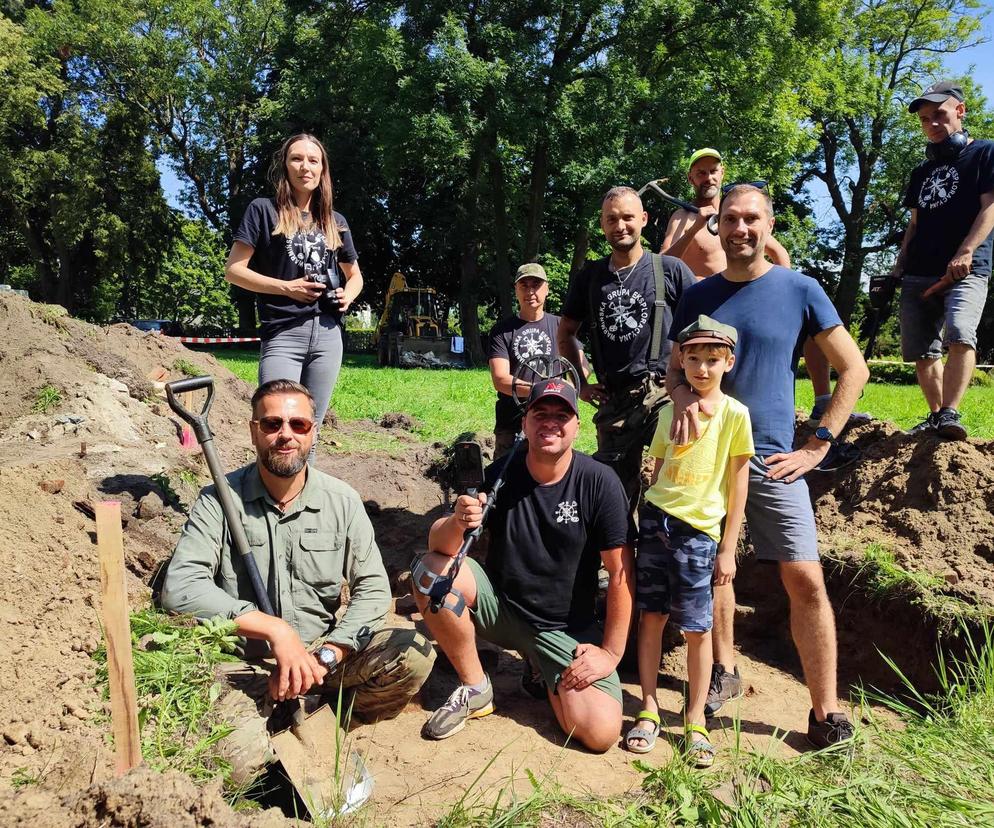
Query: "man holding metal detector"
557 186 696 512
883 80 994 440
413 361 633 752
161 379 434 785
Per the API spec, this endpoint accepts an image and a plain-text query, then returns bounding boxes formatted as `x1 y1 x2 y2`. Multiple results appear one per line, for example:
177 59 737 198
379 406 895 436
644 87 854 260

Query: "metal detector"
413 355 581 616
638 178 719 236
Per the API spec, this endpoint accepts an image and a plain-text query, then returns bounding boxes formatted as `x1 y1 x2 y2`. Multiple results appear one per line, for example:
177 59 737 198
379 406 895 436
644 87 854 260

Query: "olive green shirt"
160 464 390 658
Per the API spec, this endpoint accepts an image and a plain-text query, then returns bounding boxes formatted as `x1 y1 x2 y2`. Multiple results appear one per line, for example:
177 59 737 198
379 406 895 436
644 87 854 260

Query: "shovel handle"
165 377 216 444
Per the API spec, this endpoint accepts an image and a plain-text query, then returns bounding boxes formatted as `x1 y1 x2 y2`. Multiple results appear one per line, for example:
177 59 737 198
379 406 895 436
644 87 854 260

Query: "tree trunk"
458 143 486 366
487 123 513 319
569 224 590 278
522 133 549 262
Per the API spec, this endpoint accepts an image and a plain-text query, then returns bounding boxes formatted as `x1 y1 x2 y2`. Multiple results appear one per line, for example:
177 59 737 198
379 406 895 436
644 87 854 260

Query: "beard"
609 234 639 253
696 183 719 200
259 440 309 477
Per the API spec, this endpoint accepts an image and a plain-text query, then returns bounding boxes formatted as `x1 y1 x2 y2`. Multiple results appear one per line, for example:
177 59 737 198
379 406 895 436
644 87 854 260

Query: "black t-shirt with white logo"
488 313 560 431
482 451 629 632
903 139 994 280
234 198 359 339
562 252 695 387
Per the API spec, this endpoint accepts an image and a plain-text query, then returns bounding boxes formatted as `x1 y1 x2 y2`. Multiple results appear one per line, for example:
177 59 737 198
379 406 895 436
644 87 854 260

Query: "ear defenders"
926 129 969 162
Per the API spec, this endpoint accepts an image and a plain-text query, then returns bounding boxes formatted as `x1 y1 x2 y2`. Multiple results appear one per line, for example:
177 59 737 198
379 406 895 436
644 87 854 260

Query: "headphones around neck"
926 129 970 162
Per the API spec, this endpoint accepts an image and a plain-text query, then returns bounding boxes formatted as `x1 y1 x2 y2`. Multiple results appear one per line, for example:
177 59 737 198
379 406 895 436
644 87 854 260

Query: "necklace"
275 480 305 512
608 259 638 285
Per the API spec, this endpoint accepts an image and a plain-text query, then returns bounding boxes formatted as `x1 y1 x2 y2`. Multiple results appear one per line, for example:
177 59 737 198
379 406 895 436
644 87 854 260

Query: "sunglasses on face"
252 416 315 435
721 180 768 195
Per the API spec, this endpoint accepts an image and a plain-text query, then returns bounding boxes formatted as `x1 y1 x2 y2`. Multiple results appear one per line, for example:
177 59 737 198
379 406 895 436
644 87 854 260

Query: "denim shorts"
636 503 717 632
899 273 989 360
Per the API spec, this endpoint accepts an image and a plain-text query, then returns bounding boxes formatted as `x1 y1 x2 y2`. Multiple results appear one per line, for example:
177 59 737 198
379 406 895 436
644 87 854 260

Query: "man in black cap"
890 80 994 439
488 262 561 458
413 379 633 751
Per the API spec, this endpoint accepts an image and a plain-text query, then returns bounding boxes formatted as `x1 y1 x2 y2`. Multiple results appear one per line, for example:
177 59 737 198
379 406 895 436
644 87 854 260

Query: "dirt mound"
378 411 421 431
807 420 994 606
0 766 287 827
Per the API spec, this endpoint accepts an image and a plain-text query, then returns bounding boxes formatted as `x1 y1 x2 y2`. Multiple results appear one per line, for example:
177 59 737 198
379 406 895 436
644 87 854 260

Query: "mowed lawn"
213 350 994 445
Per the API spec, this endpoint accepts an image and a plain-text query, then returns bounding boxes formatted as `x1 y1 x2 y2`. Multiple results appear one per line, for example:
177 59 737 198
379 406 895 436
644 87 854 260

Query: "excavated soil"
1 291 993 825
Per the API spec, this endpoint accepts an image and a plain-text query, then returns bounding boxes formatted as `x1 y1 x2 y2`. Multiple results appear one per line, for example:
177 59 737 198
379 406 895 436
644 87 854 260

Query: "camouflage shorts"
636 503 717 632
214 627 435 786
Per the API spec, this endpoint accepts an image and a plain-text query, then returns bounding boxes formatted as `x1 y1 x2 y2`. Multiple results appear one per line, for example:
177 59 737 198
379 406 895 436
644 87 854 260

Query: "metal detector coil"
413 355 581 616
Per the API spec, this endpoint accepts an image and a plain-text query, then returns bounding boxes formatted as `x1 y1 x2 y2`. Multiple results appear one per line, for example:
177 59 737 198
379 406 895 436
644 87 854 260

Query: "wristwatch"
814 426 835 444
316 646 339 673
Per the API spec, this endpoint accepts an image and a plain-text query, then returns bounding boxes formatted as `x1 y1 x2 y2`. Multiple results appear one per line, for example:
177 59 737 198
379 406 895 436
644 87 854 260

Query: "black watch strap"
814 426 835 443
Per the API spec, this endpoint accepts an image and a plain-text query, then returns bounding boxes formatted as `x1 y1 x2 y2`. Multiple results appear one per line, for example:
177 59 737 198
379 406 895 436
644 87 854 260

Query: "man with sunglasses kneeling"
160 378 435 787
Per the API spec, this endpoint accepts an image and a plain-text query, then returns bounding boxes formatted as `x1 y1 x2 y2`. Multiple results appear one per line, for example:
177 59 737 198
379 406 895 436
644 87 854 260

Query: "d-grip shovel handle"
165 375 216 444
164 376 276 617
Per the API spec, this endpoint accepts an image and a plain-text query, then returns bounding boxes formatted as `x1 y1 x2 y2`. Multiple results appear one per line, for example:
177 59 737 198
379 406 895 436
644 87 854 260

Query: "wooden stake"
95 501 142 775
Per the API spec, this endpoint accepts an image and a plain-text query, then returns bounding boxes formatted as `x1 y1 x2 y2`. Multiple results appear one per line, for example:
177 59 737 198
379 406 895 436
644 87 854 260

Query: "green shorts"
466 558 622 704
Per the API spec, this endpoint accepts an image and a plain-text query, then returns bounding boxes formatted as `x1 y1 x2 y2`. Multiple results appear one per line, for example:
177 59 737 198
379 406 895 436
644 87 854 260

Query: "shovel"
165 376 373 815
270 698 373 817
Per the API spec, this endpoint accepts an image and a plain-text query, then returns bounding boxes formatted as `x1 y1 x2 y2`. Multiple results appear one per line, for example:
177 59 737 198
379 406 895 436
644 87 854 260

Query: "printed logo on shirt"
512 328 553 361
554 500 580 524
286 229 332 282
598 287 648 342
918 165 959 209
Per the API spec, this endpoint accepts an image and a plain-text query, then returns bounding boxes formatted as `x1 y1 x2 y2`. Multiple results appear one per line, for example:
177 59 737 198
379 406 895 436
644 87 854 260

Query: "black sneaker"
906 412 938 435
519 655 547 700
813 440 863 472
704 664 743 717
934 407 968 441
806 709 854 749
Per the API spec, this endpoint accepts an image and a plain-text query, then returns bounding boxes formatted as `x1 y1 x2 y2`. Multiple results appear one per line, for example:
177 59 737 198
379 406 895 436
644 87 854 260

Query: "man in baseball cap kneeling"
413 379 635 751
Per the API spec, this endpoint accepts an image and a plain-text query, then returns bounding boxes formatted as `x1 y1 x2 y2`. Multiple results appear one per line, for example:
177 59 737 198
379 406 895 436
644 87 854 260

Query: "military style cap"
908 80 964 113
688 148 723 170
677 315 738 349
526 378 579 415
515 263 548 283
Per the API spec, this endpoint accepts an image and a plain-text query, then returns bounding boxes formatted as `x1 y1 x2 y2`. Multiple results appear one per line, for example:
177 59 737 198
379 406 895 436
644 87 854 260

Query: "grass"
93 610 240 786
214 350 994 446
434 621 994 827
173 357 206 378
32 384 62 414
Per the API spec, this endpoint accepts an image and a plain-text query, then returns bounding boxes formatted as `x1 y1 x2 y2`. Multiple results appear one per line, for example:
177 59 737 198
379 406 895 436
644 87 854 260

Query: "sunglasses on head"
721 180 768 195
252 416 315 435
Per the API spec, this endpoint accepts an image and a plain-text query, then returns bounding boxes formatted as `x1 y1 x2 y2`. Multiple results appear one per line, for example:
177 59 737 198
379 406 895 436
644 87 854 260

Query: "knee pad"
409 554 467 616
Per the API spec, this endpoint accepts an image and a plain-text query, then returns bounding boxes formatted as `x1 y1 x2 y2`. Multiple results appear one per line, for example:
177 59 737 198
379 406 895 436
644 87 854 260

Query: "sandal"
625 709 661 754
685 723 715 768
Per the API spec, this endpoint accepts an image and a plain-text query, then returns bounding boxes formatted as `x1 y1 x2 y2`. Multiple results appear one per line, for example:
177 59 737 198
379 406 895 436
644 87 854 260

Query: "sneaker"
519 655 547 700
807 410 873 428
813 440 862 473
806 709 855 749
906 412 939 435
422 679 494 740
935 407 968 441
704 664 743 717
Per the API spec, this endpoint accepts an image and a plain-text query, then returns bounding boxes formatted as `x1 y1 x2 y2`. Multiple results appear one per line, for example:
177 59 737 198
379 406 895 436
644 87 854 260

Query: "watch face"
318 648 337 669
815 426 833 442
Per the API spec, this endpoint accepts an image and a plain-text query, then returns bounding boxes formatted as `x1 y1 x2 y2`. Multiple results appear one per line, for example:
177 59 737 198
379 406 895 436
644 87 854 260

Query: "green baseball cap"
677 314 738 349
687 147 723 170
515 262 548 283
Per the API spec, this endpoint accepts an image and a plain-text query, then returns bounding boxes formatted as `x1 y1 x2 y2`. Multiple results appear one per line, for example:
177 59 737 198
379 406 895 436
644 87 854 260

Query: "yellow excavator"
373 272 465 367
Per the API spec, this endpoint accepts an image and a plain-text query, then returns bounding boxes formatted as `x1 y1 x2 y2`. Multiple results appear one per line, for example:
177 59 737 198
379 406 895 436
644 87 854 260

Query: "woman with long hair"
226 133 363 451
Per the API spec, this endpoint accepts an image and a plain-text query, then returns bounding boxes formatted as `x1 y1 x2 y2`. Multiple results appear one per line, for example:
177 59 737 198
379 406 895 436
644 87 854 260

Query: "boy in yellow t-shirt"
624 315 753 767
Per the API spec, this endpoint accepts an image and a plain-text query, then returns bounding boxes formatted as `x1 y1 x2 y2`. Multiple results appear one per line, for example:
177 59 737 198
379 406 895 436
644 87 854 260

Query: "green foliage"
173 358 206 379
31 384 62 414
9 767 41 790
93 610 240 785
150 471 184 511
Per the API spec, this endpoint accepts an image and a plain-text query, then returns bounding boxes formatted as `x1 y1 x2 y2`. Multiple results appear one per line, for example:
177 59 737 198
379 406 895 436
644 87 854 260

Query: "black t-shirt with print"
482 451 629 632
488 313 561 431
233 198 359 339
903 139 994 280
561 251 695 387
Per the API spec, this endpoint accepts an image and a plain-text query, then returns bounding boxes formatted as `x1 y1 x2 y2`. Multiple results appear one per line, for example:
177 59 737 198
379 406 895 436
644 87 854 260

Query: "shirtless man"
662 148 867 429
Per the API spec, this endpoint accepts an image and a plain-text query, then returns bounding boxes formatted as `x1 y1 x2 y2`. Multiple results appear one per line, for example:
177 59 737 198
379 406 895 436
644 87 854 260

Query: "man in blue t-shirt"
891 80 994 440
667 184 869 749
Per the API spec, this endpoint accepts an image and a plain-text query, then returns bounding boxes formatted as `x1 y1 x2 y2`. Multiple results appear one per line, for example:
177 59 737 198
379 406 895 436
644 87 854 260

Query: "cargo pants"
215 627 435 785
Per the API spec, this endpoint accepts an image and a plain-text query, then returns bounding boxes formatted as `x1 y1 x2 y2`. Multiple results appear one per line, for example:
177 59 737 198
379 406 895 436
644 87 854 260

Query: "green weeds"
173 358 206 378
32 384 62 414
94 610 239 785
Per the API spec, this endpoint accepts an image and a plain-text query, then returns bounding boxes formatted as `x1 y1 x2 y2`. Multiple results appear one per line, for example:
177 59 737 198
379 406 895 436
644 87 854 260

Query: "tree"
796 0 989 325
